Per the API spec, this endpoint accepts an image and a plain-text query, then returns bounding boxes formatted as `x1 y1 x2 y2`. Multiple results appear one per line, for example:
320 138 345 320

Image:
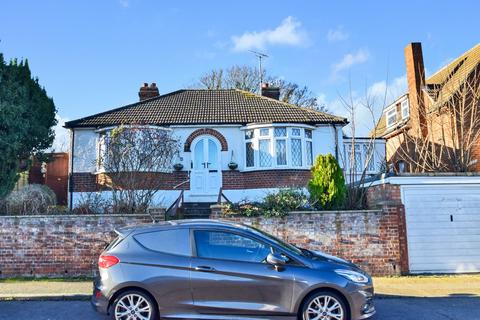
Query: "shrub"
261 188 310 217
223 188 310 217
308 154 346 210
72 192 112 214
223 201 263 217
3 184 57 215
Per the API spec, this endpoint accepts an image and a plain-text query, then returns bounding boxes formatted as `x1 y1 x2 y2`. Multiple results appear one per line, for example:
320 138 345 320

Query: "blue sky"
1 0 479 146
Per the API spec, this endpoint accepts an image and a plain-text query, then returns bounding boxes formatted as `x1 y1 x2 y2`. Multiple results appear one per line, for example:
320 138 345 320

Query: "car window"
194 230 271 263
134 228 190 256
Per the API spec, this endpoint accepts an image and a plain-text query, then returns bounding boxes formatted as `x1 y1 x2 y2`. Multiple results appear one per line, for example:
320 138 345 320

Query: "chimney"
139 82 160 101
404 43 427 137
261 83 280 100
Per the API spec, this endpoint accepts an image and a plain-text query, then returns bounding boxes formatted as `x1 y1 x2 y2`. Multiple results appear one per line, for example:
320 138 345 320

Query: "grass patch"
0 276 93 283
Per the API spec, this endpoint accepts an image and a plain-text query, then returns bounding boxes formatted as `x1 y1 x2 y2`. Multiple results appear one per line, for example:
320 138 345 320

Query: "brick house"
65 83 384 209
373 42 480 172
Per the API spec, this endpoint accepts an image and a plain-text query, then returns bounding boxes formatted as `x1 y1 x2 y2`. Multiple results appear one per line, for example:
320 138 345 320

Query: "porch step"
181 202 215 219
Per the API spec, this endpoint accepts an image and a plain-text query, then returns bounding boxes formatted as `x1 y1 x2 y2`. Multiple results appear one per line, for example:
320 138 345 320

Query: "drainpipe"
68 129 75 210
332 124 339 160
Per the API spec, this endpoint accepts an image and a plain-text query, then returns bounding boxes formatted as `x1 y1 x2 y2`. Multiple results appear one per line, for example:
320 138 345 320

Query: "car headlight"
335 269 369 284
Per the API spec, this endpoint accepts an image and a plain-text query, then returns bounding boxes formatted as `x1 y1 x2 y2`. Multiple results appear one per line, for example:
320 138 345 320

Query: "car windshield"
245 225 304 256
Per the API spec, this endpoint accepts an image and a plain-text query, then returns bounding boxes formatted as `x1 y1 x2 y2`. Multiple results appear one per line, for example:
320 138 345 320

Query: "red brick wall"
222 169 311 189
0 214 153 278
71 169 311 192
211 183 409 276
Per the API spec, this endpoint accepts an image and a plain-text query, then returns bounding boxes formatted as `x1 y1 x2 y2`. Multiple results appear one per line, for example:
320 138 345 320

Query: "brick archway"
184 128 228 152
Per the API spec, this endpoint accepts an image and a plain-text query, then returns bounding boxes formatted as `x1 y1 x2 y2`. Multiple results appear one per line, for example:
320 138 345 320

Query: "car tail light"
98 255 119 269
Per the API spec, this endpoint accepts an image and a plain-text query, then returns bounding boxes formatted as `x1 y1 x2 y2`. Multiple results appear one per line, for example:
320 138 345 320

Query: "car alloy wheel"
113 291 155 320
302 292 346 320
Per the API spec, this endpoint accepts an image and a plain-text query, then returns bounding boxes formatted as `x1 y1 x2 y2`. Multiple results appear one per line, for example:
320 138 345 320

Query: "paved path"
0 297 479 320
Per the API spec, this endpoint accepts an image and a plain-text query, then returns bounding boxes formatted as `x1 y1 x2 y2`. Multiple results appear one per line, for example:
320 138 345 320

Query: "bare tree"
338 78 388 209
390 69 480 172
195 65 326 111
100 124 180 213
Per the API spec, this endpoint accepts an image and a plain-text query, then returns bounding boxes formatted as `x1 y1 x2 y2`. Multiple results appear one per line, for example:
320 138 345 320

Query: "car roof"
115 219 247 236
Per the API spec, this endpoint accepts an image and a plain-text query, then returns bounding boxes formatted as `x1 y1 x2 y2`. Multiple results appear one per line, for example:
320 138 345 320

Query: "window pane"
208 139 218 169
353 145 362 172
276 139 287 165
193 139 204 169
134 229 190 256
245 130 254 140
260 128 269 136
274 127 286 137
386 109 397 127
305 129 312 139
291 138 302 166
259 139 272 167
246 142 254 167
363 144 375 172
306 141 313 166
194 230 270 263
291 128 301 136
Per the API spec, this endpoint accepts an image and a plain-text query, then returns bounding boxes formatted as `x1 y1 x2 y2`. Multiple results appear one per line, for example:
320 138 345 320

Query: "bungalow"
65 83 384 210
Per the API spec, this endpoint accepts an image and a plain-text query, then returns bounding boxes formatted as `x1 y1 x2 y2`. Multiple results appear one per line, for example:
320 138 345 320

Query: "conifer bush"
308 154 346 210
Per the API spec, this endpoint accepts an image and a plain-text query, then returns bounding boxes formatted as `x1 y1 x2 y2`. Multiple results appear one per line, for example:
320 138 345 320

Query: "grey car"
91 219 375 320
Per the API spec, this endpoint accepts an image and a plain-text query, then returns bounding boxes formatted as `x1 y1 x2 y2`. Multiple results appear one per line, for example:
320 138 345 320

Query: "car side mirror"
267 252 288 267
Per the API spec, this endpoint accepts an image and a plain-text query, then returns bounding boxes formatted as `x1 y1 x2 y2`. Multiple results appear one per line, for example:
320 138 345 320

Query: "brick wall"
222 169 311 189
72 169 311 192
211 186 408 276
0 214 153 278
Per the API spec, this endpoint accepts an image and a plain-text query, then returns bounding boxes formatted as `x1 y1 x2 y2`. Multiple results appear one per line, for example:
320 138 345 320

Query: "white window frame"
401 99 409 119
386 107 397 128
242 124 315 171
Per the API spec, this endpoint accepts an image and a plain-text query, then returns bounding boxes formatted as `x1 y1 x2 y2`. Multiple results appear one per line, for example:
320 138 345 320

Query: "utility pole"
249 50 269 88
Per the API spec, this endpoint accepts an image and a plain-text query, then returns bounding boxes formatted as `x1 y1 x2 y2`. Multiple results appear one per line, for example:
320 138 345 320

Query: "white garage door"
402 185 480 273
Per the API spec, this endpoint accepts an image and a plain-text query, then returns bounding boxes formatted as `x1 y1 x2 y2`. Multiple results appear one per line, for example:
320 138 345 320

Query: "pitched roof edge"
64 89 186 128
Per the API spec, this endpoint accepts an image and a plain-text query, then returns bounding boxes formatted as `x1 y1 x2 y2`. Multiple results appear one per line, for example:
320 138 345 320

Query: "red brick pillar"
367 183 410 274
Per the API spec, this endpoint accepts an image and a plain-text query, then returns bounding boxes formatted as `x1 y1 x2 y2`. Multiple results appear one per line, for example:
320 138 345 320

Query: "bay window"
243 125 315 170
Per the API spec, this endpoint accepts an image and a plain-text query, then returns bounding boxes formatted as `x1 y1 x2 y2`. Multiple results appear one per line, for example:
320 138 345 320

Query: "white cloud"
49 114 70 153
331 49 370 78
327 26 349 42
232 16 308 52
119 0 129 7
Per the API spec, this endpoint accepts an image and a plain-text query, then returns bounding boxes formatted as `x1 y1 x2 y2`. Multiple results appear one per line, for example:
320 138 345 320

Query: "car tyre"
300 290 349 320
110 289 159 320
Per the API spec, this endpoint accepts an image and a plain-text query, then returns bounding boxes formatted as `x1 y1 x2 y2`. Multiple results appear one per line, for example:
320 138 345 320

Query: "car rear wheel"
301 291 348 320
111 290 158 320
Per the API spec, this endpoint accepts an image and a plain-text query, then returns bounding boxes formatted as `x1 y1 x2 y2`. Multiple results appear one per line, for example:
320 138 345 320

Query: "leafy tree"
308 154 346 210
195 65 326 111
0 54 56 198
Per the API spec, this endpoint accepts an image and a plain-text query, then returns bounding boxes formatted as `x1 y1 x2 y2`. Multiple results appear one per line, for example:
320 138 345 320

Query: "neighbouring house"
13 152 69 205
65 83 385 210
343 137 386 183
373 42 480 172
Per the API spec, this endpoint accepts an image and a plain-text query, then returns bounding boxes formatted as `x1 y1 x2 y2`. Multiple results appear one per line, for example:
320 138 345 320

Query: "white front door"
190 136 222 195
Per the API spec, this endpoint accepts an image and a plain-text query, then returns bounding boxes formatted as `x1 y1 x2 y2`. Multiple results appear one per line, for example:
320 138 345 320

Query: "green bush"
261 188 310 217
223 188 310 217
308 154 346 210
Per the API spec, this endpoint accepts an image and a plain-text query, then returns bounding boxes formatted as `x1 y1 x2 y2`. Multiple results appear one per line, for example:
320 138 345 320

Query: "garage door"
402 185 480 273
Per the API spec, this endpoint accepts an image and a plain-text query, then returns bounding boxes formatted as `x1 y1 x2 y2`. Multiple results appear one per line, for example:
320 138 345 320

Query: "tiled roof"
425 43 480 108
65 89 347 128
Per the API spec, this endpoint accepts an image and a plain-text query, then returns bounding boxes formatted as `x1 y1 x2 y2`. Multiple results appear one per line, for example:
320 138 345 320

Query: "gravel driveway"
0 297 479 320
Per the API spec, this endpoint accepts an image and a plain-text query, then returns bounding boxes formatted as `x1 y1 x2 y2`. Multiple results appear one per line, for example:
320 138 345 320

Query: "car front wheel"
110 290 158 320
301 291 348 320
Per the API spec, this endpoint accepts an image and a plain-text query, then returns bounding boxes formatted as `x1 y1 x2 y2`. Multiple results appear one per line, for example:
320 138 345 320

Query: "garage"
401 180 480 273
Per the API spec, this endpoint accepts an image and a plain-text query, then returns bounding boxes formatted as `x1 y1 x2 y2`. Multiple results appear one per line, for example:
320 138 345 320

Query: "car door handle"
194 266 216 272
